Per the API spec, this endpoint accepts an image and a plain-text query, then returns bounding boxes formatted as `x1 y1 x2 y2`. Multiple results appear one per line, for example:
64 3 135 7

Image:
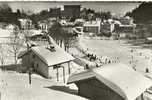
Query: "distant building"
5 24 17 30
18 18 33 30
101 19 115 34
68 63 152 100
115 24 136 38
83 20 101 34
18 45 75 82
115 16 136 38
62 5 81 18
49 8 61 18
38 17 57 30
38 20 48 31
118 16 134 25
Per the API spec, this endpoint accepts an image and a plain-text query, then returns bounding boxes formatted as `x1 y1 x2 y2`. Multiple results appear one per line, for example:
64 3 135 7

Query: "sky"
4 1 141 15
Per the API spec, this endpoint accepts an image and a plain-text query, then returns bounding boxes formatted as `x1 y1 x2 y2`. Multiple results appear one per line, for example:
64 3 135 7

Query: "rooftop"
68 63 152 100
31 45 75 66
83 21 101 27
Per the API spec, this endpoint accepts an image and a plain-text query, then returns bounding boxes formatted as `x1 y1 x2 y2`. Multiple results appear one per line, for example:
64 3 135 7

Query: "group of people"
129 48 151 73
80 48 121 68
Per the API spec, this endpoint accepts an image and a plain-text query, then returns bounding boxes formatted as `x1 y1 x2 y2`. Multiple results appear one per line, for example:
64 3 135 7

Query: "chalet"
67 63 152 100
18 45 75 82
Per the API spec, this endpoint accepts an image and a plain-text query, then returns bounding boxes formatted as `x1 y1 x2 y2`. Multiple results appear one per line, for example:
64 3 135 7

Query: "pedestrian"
146 68 149 73
108 60 111 64
85 64 89 69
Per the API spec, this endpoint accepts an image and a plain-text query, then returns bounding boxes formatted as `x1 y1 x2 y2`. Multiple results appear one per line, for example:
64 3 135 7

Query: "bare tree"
8 29 23 64
0 44 6 67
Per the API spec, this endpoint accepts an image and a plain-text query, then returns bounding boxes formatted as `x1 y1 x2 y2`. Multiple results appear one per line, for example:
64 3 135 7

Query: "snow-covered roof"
18 50 28 58
67 63 152 100
31 46 75 66
29 30 44 36
0 29 12 38
83 21 101 27
119 24 136 27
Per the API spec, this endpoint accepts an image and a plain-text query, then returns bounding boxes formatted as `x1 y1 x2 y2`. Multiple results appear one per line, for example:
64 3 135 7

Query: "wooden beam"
68 62 71 74
57 67 59 82
63 66 65 83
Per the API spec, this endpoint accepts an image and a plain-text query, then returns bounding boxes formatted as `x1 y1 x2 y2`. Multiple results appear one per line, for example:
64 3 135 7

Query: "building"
18 18 33 30
38 17 57 30
49 8 61 18
115 24 136 38
114 17 136 38
38 20 48 31
83 20 101 34
62 5 81 18
101 20 115 34
119 16 134 25
67 63 152 100
18 45 75 82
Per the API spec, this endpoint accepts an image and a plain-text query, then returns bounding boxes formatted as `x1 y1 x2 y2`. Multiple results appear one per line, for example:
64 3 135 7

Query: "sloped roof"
31 46 75 66
67 63 152 100
18 50 28 58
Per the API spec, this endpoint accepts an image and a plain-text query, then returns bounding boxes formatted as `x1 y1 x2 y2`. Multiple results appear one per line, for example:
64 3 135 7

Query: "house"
114 16 136 38
38 21 48 31
101 19 115 34
38 18 57 30
67 63 152 100
119 16 134 25
83 20 101 34
115 24 136 38
18 45 75 82
18 18 33 30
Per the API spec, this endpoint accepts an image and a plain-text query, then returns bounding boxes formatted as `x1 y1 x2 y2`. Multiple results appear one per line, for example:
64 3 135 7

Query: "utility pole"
25 30 32 85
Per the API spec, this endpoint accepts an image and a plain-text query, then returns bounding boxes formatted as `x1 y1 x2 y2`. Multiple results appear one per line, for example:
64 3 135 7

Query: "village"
1 2 152 100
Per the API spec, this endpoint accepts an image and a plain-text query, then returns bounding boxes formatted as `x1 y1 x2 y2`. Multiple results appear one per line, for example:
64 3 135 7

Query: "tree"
48 21 78 52
125 2 152 24
0 44 9 67
8 29 23 64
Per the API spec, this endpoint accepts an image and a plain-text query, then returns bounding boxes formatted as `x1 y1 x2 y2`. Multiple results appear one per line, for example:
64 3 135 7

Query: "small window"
53 65 61 69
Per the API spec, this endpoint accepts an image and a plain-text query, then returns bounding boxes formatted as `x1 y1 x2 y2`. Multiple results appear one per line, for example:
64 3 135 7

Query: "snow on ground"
78 35 152 74
0 69 87 100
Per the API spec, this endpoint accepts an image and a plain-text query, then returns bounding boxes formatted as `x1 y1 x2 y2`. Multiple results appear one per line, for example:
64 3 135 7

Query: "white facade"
83 20 101 34
19 46 75 82
18 19 32 30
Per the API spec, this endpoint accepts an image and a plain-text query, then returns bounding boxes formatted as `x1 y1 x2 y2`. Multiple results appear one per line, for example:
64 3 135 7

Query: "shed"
18 45 75 82
67 63 152 100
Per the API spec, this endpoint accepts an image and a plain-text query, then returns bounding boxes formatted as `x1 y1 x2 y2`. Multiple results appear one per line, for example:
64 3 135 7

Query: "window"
53 65 61 69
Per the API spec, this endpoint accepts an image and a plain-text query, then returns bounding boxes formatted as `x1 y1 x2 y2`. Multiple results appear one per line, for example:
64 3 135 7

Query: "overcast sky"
4 1 141 15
